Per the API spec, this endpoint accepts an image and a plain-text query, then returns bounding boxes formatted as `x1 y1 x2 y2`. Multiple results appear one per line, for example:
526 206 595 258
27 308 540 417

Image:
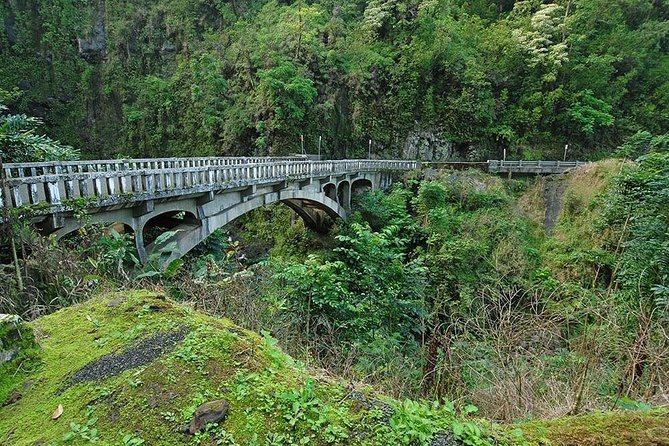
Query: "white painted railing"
1 158 417 209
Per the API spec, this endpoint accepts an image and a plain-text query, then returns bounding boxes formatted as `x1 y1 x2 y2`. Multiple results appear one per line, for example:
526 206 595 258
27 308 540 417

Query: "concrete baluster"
10 184 23 207
164 171 172 190
107 164 118 195
144 172 154 193
45 180 61 205
154 169 163 191
63 165 75 199
27 181 39 204
130 171 140 193
92 170 103 197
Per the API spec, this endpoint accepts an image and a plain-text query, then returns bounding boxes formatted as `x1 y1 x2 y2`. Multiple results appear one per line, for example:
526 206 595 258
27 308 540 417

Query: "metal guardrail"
1 158 417 210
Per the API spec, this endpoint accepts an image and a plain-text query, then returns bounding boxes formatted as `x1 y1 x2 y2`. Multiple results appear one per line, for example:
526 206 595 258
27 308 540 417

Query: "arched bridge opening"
146 191 346 266
142 211 200 243
54 222 136 259
351 179 373 206
323 183 337 202
337 181 350 210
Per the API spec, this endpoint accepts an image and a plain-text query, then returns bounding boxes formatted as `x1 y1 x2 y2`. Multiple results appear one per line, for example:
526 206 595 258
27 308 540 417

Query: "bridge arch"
323 183 337 202
149 190 346 265
52 189 346 265
58 221 135 243
140 210 200 256
53 208 135 240
351 178 373 200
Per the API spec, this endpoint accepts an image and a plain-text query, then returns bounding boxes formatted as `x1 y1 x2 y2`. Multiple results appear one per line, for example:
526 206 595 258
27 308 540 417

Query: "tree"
254 61 317 152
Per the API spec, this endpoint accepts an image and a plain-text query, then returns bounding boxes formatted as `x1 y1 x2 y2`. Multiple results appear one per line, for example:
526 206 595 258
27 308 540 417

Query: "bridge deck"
1 157 587 213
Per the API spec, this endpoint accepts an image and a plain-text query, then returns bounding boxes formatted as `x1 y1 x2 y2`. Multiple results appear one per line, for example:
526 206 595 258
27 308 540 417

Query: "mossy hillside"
0 291 191 444
547 160 626 283
0 291 507 446
519 410 669 446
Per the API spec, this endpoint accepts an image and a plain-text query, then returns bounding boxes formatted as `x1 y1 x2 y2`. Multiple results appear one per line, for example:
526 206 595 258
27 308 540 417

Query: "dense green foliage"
276 222 427 341
0 89 79 162
1 1 668 159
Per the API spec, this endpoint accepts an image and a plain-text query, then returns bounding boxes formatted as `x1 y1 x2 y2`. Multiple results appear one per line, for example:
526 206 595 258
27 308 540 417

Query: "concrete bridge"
486 160 588 175
0 156 586 263
1 157 416 263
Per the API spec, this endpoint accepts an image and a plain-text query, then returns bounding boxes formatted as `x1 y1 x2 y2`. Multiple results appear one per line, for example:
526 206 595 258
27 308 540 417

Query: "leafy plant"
120 434 145 446
0 95 79 162
63 417 99 443
135 231 183 280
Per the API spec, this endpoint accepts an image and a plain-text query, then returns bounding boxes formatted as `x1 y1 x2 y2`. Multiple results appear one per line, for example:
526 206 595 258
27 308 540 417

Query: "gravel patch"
65 327 189 389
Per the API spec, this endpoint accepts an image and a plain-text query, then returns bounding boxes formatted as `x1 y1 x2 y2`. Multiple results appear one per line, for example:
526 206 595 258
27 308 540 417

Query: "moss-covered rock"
519 410 669 446
0 291 501 446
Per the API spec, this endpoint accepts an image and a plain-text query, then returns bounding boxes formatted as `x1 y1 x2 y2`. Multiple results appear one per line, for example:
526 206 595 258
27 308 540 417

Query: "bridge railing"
1 156 311 179
487 160 587 173
1 159 417 209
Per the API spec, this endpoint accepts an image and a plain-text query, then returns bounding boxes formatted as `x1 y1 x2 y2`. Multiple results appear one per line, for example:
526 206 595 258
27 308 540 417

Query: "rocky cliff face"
402 130 455 161
76 1 106 63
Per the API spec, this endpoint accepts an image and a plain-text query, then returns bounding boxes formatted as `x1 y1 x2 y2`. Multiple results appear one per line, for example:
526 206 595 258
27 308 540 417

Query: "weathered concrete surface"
488 160 588 175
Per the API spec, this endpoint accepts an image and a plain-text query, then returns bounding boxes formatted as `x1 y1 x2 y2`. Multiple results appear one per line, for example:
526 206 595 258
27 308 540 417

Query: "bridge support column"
38 212 65 234
134 230 149 264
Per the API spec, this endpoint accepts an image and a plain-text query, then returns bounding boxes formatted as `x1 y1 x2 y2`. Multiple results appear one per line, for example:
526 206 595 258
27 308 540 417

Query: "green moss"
518 410 669 446
8 201 51 218
11 288 660 446
0 319 40 404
